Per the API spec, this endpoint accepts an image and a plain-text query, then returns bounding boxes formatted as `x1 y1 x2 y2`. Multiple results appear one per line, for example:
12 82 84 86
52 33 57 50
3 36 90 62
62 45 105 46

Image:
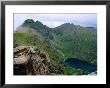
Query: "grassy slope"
52 27 97 65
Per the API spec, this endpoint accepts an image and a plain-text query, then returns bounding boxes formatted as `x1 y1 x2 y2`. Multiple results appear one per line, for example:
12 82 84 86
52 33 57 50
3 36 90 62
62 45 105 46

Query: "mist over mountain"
14 14 97 31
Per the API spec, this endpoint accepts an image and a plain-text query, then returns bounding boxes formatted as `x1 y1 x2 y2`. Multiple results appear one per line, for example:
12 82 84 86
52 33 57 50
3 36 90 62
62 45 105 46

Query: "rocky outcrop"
14 46 61 75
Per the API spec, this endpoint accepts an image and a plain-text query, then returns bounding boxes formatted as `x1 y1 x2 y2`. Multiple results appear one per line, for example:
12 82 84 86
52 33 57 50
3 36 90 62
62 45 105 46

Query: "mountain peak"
54 22 75 30
23 19 35 24
61 23 74 26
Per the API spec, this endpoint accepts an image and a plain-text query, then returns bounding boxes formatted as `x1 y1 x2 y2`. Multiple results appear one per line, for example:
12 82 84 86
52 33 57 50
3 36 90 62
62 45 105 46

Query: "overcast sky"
14 13 97 31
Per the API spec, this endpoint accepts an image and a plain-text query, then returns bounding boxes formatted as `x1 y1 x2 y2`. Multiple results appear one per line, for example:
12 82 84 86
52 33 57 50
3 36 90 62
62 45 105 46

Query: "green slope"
52 26 97 65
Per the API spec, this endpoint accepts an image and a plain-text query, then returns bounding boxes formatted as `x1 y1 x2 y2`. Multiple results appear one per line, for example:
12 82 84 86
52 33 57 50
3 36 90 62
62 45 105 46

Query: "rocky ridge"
14 46 62 75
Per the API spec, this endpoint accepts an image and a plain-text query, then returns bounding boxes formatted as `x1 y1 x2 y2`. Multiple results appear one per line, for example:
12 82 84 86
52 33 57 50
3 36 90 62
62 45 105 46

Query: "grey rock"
14 45 61 75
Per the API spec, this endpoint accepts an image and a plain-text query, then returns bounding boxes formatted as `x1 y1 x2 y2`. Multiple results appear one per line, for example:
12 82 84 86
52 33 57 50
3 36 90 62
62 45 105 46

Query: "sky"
14 13 97 31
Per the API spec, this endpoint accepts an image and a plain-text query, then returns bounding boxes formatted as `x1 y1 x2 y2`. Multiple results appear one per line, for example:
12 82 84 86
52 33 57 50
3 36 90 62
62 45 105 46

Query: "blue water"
64 58 97 73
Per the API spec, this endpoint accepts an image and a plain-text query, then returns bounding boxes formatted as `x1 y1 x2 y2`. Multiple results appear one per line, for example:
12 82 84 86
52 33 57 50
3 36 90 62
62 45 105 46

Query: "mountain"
14 19 97 75
52 22 97 65
21 19 53 39
54 23 75 30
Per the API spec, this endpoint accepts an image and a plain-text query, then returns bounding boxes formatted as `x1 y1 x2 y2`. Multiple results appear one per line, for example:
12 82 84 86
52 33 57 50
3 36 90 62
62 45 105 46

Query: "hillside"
14 19 97 75
52 23 97 65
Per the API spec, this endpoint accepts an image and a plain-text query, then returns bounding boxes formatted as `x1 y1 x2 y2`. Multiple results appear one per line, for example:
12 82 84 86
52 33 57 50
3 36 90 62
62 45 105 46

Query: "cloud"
14 13 97 30
42 21 65 28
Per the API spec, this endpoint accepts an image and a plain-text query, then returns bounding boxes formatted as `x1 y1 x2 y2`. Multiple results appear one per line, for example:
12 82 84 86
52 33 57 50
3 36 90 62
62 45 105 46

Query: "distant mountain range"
21 19 96 30
16 19 96 39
